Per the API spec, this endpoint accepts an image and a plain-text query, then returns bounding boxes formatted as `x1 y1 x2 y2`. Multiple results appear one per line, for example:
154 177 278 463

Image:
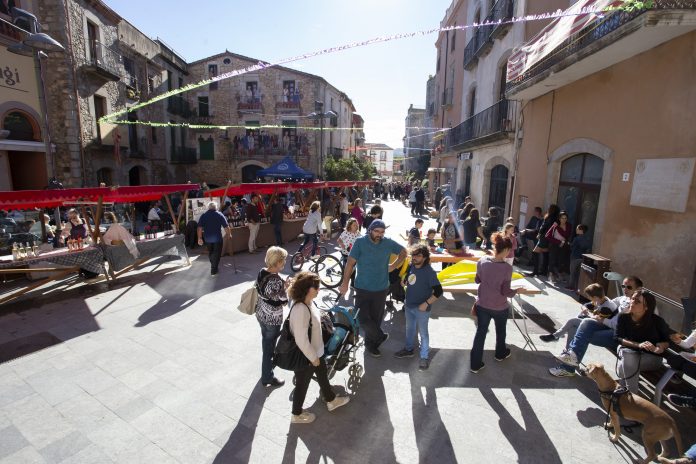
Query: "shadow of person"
481 387 563 464
213 383 271 463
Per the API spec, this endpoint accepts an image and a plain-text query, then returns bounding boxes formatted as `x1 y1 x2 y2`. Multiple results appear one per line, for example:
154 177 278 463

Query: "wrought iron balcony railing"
170 146 197 164
446 99 517 150
167 95 194 118
463 0 513 69
86 41 122 81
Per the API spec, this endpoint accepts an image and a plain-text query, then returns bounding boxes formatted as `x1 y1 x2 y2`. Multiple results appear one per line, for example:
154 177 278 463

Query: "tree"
325 156 375 181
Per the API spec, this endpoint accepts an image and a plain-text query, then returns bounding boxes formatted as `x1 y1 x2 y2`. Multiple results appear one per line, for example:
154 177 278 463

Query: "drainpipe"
63 0 88 186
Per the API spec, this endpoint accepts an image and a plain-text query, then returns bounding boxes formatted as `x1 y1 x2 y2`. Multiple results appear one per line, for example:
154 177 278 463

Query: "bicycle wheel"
317 246 328 256
313 254 343 289
290 252 305 272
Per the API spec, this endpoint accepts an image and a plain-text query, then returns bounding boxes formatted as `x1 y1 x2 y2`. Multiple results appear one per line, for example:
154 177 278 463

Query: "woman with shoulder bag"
545 211 572 284
528 204 560 277
256 247 289 387
288 272 350 424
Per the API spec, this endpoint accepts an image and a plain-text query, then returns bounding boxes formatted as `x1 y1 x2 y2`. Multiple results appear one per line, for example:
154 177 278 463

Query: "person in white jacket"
298 201 322 257
288 272 349 423
102 212 139 259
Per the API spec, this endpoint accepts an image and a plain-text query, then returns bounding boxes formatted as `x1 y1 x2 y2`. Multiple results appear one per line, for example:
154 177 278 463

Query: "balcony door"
488 164 508 210
129 166 144 186
557 153 603 237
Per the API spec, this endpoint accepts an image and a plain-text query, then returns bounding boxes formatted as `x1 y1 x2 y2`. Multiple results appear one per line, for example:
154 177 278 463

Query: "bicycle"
290 241 343 289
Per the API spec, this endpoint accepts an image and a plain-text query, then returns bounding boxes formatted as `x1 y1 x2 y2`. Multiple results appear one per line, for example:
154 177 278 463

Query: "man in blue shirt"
338 220 407 357
197 202 231 275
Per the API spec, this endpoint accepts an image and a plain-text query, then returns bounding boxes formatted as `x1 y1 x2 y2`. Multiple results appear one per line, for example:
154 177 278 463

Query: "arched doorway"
129 166 145 186
557 153 603 236
2 110 47 190
96 168 112 186
488 164 508 210
242 164 262 183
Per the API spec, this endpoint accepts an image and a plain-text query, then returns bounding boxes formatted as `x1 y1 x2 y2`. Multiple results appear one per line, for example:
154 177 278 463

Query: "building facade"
364 142 394 179
403 104 427 176
506 1 696 299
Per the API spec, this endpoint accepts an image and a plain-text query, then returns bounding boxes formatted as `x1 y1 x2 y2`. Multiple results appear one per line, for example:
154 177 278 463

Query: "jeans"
340 213 349 229
206 241 223 274
354 288 389 349
248 222 260 252
258 320 281 383
470 305 508 370
558 319 615 372
410 202 416 215
555 317 582 339
617 347 665 393
273 223 282 246
292 357 336 415
533 251 549 275
568 258 582 289
404 304 431 359
299 233 318 256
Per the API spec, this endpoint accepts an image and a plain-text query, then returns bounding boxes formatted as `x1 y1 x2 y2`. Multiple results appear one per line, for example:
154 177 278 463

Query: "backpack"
237 273 272 315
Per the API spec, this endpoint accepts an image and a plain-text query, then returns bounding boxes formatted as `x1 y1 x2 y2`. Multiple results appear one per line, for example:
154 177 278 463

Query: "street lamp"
307 101 337 179
6 7 66 244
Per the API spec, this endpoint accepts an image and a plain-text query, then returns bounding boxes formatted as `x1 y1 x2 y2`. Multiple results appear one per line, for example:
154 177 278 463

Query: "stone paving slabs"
0 198 694 463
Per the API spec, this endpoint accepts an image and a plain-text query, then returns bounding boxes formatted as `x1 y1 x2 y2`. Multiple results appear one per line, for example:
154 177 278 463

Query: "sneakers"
539 333 559 342
291 411 316 424
419 358 430 370
553 350 579 367
326 395 350 412
366 346 381 358
470 363 485 373
394 349 415 358
667 393 696 409
495 349 512 362
549 366 576 377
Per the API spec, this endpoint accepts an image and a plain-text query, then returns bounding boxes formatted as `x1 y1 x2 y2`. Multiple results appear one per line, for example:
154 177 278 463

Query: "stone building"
403 104 427 175
183 51 359 184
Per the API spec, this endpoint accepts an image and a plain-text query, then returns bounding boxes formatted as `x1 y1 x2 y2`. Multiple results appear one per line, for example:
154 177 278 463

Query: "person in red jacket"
545 211 572 285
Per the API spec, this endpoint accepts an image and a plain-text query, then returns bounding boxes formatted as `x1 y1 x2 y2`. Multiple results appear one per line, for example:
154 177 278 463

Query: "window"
199 136 214 160
281 120 297 149
198 96 209 117
123 57 135 76
208 64 218 90
3 111 35 141
167 71 173 91
451 28 456 51
151 127 157 145
282 80 299 102
178 76 183 88
437 54 440 71
96 168 112 186
223 58 231 64
148 75 155 93
245 81 259 102
245 121 260 146
468 87 476 118
380 151 387 161
86 21 98 63
93 96 107 141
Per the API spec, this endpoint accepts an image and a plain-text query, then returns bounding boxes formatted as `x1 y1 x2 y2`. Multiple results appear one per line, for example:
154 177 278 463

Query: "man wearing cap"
338 219 407 357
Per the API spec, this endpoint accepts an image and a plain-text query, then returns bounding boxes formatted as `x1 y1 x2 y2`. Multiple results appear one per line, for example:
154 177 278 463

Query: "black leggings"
293 357 335 415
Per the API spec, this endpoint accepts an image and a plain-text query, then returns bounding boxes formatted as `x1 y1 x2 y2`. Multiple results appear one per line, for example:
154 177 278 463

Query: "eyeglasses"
621 284 633 290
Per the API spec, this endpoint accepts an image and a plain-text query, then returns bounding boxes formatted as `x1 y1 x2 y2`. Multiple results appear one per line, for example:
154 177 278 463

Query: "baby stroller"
323 304 362 379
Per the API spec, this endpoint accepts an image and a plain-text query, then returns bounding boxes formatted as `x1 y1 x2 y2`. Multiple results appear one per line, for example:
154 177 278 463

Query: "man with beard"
338 220 407 357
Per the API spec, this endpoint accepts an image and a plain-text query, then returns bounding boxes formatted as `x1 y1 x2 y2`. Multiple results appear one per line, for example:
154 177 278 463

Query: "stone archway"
546 138 614 250
128 165 147 186
481 155 511 213
238 160 267 183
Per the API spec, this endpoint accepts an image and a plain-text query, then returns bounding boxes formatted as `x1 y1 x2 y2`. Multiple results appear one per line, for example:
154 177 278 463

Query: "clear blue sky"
103 0 451 150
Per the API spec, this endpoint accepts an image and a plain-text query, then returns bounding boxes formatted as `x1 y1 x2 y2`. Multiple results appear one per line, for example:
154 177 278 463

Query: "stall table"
222 219 305 254
429 249 487 263
102 234 189 278
443 278 543 351
0 246 106 305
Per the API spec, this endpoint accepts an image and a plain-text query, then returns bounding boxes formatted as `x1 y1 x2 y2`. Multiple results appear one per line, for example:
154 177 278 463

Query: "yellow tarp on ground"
437 260 524 287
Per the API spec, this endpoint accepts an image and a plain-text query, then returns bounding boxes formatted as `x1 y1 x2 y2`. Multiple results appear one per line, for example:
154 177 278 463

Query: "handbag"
237 273 272 315
273 303 312 371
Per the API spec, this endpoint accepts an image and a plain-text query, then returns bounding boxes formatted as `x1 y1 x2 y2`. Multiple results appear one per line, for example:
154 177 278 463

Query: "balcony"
275 92 302 114
446 99 517 150
463 0 513 69
231 131 311 161
189 111 214 129
84 41 122 81
170 146 197 164
237 95 263 114
167 95 194 118
506 0 696 100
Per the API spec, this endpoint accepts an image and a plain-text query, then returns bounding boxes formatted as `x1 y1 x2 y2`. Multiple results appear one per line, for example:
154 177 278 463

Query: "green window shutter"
199 138 214 160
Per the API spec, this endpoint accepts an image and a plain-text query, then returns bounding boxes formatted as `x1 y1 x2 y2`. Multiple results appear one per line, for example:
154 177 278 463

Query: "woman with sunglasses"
288 271 350 424
615 289 671 393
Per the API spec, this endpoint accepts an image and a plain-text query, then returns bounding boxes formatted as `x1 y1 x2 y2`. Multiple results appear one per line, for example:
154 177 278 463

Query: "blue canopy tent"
257 156 314 180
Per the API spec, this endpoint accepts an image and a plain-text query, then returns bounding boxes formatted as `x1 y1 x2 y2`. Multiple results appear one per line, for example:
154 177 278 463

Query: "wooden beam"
163 194 176 234
176 191 189 231
80 206 93 237
92 196 104 242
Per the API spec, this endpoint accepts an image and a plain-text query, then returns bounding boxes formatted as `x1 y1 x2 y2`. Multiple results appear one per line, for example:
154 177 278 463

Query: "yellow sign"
0 47 40 110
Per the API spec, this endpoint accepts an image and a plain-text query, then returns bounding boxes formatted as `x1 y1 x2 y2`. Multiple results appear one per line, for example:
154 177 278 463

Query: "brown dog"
584 363 683 464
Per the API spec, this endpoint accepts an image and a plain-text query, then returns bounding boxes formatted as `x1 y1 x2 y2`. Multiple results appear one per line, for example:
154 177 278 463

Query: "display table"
102 234 189 278
0 246 106 305
221 218 305 254
429 249 487 263
443 278 543 351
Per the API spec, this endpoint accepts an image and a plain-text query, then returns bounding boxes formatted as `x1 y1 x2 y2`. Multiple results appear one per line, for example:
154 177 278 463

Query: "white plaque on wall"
630 157 695 213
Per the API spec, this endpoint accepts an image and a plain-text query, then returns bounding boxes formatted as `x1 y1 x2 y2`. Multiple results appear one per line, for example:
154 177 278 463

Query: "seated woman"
615 289 670 393
102 212 139 259
28 214 55 241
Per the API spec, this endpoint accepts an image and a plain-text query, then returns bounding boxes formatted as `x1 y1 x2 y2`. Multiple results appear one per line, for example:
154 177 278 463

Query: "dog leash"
597 385 633 434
